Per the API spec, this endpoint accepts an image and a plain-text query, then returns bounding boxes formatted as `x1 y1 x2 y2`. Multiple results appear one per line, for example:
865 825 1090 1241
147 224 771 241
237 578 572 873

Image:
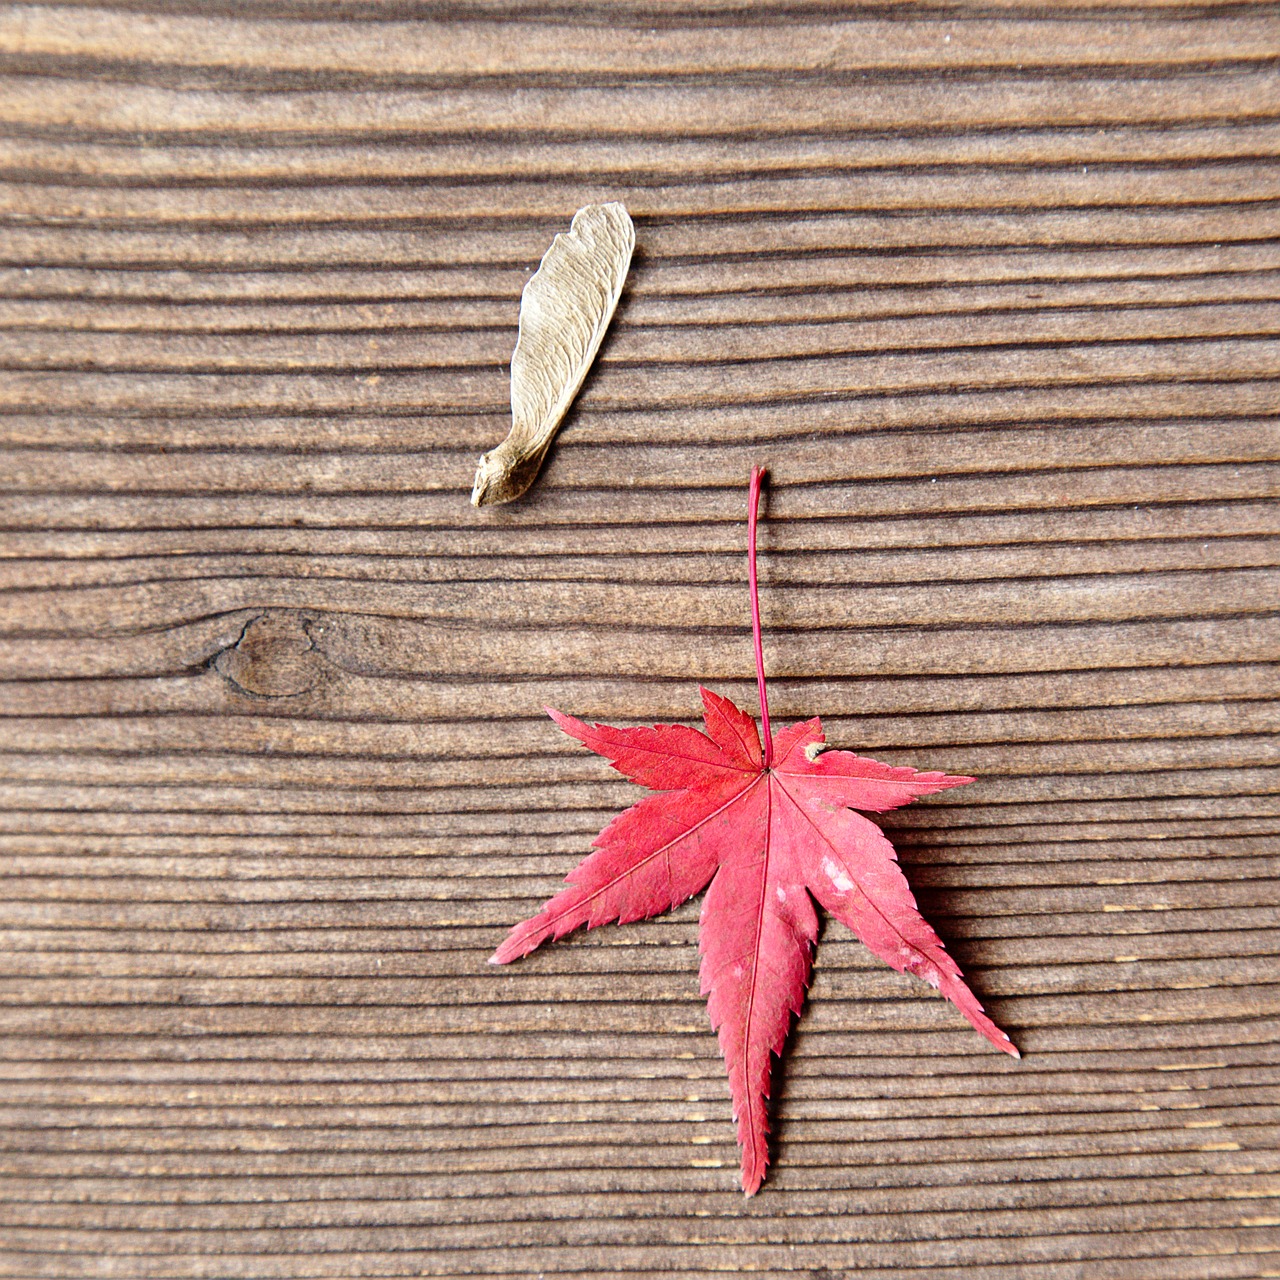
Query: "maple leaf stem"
748 467 773 769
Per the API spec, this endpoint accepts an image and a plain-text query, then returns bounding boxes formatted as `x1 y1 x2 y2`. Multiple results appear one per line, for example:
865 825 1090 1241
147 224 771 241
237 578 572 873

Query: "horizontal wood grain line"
4 298 1277 355
4 810 1269 845
0 944 1266 981
31 861 1268 899
2 864 1270 908
1 268 1277 322
3 461 1275 530
0 741 1274 800
8 614 1277 668
3 207 1276 273
0 916 1273 954
4 328 1277 381
6 882 1193 936
3 352 1275 417
13 209 1276 254
0 829 1268 857
7 203 1280 250
0 1256 1256 1280
0 1166 1268 1211
3 877 1276 918
0 1021 1263 1062
0 478 1264 527
1 938 1272 974
0 1069 1254 1096
3 244 1275 302
2 66 1277 136
1 557 1274 609
0 1052 1265 1091
10 409 1280 465
2 784 1271 825
13 145 1263 179
4 302 1277 372
0 1219 1269 1268
4 278 1279 338
18 0 1271 15
3 1192 1273 1246
5 125 1280 189
0 916 1268 953
0 745 1272 798
0 1168 1270 1214
4 663 1271 724
7 900 1263 938
4 697 1273 756
0 536 1269 590
7 45 1269 90
26 1101 1270 1136
7 630 1276 704
2 850 1272 888
0 1038 1267 1075
0 1172 1269 1233
1 1056 1256 1087
4 9 1274 78
0 1244 1217 1277
0 921 1269 962
0 1040 1183 1066
4 498 1272 563
0 1057 1269 1093
0 1013 1267 1054
13 60 1278 97
2 945 1273 982
1 1093 1273 1133
5 561 1275 632
0 1245 1265 1280
1 841 1274 876
0 1146 1269 1192
0 1198 1274 1249
5 538 1274 594
1 880 1276 918
0 1144 1261 1184
6 165 1280 224
0 960 1273 1006
0 1248 1264 1280
3 1072 1270 1110
0 1172 1259 1218
0 764 1268 809
3 390 1277 448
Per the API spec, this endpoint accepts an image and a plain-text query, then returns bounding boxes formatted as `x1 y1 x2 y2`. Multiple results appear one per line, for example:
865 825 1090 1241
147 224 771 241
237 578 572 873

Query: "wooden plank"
0 2 1277 1277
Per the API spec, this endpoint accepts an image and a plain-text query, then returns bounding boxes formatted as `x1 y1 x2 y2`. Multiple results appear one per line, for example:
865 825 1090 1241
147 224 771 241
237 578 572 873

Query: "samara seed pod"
470 202 635 506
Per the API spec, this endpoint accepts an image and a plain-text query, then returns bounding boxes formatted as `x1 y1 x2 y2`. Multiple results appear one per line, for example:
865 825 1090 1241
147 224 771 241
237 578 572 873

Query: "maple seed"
471 202 635 505
491 466 1019 1196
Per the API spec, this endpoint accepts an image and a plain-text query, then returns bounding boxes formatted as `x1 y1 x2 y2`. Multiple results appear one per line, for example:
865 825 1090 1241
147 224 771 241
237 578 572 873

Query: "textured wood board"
0 2 1278 1276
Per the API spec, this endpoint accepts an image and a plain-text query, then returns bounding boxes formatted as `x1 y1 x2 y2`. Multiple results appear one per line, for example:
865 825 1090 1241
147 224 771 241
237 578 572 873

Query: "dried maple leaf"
492 468 1018 1194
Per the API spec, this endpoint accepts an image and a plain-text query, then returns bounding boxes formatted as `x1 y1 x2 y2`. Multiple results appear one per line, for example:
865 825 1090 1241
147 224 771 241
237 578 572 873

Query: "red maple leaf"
492 468 1018 1194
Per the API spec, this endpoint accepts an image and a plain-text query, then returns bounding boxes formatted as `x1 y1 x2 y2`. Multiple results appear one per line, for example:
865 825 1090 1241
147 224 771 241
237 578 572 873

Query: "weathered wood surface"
0 2 1278 1276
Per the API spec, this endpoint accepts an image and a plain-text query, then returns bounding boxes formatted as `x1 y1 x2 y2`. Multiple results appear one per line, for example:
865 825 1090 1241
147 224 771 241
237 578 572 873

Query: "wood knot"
215 613 323 698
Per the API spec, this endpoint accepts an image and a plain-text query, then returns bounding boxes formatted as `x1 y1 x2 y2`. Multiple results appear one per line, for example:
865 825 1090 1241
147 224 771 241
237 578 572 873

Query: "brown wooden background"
1 2 1278 1276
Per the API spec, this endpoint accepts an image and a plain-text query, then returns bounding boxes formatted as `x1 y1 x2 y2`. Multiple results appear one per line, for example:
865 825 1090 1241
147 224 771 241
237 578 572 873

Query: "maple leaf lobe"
491 691 1017 1194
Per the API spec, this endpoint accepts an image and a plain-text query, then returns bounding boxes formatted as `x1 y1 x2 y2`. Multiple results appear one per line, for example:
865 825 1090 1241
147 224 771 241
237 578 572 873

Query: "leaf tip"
545 706 576 732
490 931 530 965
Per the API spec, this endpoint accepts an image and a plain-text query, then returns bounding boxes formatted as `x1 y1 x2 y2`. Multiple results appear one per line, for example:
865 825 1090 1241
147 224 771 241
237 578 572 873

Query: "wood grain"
0 2 1277 1277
